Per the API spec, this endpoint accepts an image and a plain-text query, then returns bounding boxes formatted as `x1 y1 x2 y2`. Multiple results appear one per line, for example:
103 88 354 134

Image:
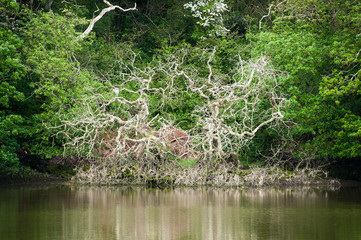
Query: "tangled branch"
52 47 287 172
172 49 287 162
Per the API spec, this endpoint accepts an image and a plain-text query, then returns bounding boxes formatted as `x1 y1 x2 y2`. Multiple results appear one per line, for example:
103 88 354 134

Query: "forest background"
1 0 361 182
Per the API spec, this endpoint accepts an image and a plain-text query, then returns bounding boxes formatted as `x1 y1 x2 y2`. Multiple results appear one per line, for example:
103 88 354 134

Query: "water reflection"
0 186 360 240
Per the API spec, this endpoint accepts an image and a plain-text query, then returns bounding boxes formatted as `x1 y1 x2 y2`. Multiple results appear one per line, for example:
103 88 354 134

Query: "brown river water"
0 185 360 240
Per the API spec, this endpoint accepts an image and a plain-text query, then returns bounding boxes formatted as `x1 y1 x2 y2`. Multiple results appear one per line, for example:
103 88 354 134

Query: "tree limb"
259 0 287 30
78 0 136 40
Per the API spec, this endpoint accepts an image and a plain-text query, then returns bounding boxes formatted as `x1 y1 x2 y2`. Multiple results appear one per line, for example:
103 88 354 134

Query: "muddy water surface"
0 185 360 240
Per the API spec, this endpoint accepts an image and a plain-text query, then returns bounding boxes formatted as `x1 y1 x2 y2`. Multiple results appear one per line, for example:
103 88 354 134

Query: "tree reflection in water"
0 186 360 240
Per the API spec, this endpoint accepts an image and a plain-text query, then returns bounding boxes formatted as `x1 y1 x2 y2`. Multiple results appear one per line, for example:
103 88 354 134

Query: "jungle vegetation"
1 0 360 184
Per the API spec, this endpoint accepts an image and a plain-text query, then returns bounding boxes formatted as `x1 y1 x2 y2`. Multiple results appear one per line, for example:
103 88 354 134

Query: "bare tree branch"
171 52 287 162
78 0 136 40
50 47 287 171
259 0 287 30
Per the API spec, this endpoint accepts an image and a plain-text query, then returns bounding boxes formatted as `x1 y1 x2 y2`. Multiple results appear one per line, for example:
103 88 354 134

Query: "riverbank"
0 168 68 186
1 163 343 188
1 172 351 189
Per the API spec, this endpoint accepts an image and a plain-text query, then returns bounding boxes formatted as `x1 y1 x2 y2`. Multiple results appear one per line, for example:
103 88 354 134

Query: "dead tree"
170 48 287 164
51 47 286 168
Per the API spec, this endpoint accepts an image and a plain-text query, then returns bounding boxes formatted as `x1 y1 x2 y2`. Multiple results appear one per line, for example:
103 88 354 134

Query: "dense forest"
1 0 360 184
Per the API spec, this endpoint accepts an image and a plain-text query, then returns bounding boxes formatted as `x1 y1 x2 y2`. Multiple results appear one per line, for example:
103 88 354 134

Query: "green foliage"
250 0 361 160
23 10 89 105
0 0 19 11
1 0 360 180
0 26 27 169
0 136 19 168
178 158 197 169
19 9 105 157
